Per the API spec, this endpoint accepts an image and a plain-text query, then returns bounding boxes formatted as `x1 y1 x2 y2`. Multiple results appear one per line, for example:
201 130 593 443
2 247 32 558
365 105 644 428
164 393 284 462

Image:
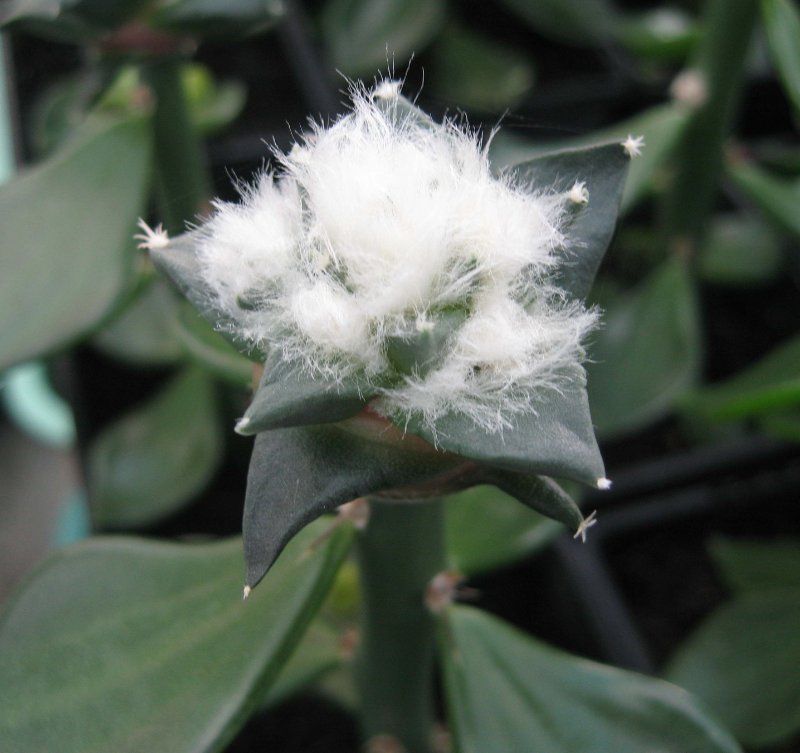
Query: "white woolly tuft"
197 80 598 433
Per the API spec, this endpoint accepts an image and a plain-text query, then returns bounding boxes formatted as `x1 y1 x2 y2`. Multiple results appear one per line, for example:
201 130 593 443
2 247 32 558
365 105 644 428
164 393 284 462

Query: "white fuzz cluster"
197 82 598 434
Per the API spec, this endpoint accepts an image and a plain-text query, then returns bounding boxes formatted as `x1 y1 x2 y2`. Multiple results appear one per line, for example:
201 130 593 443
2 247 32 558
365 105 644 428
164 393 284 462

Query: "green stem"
661 0 758 249
356 499 445 753
142 58 211 233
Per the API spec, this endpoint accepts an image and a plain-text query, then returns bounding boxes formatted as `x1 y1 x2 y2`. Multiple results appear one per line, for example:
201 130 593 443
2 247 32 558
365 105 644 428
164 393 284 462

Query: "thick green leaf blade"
666 590 800 747
150 230 266 361
403 363 606 487
321 0 445 76
480 469 586 532
150 0 284 38
237 353 370 434
511 141 630 301
243 413 465 588
441 605 742 753
0 521 353 753
728 160 800 238
88 368 223 529
0 114 151 371
680 334 800 422
494 104 689 216
761 0 800 116
445 485 560 576
496 0 619 47
587 258 701 439
709 537 800 593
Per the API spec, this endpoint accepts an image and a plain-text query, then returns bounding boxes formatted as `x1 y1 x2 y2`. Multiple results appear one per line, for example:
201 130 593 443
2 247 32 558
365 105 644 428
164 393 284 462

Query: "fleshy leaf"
588 257 701 439
666 590 800 748
400 363 606 487
511 141 630 301
0 522 352 753
88 368 223 529
0 114 150 371
441 605 743 753
243 413 467 588
149 230 264 358
237 352 371 434
480 469 586 533
445 485 561 576
492 104 688 216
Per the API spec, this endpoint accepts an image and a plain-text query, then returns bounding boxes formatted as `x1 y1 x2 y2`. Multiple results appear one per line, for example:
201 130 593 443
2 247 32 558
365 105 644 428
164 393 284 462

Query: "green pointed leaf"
93 279 185 366
493 104 689 216
728 160 800 238
761 0 800 116
149 230 220 321
238 353 371 434
150 0 284 38
150 230 267 362
0 521 353 753
243 414 465 588
403 362 605 487
445 485 560 576
511 141 630 301
480 469 586 533
429 24 535 112
679 334 800 422
0 114 151 371
321 0 445 76
88 368 223 529
709 537 800 593
587 258 701 439
496 0 619 47
666 590 800 747
697 213 783 285
441 605 742 753
174 300 255 386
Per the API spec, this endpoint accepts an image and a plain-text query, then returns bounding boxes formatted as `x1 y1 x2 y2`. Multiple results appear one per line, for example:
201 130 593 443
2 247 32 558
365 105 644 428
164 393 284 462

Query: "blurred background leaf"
0 520 353 753
429 23 534 112
88 367 223 529
322 0 445 76
445 485 560 576
0 113 151 371
587 258 701 439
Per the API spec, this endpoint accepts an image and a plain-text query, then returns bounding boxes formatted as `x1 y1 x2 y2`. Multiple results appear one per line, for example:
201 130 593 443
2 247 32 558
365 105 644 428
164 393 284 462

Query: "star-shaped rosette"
150 92 630 590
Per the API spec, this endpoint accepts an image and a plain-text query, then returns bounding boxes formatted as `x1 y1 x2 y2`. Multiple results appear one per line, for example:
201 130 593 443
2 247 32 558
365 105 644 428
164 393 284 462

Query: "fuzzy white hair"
197 82 597 434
